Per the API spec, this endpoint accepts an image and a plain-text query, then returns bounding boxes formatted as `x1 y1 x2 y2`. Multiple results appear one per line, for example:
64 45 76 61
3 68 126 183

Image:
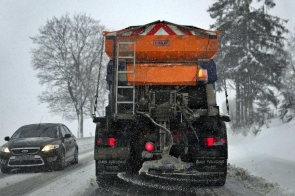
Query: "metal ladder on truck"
115 42 136 119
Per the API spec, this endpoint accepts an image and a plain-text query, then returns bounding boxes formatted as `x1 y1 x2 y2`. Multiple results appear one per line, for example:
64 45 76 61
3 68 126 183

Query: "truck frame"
93 20 230 187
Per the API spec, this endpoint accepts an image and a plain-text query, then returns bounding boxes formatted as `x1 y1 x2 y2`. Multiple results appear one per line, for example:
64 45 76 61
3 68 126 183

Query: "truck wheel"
215 163 227 186
212 122 227 186
129 158 142 174
216 121 227 186
216 176 226 186
129 137 143 174
96 174 117 188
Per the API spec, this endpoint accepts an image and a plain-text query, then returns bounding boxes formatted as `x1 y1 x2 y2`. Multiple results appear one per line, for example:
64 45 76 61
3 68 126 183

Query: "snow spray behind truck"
92 20 230 186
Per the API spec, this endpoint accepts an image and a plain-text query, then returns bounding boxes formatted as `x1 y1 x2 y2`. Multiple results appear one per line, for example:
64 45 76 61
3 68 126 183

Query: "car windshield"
11 124 58 139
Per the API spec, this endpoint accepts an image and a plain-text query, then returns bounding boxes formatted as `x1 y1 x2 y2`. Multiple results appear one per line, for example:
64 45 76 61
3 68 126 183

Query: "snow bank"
228 118 295 195
228 163 291 196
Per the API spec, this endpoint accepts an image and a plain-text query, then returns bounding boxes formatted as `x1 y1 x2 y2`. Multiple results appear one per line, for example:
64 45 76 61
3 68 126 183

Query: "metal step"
118 71 134 74
118 56 135 59
115 42 136 118
117 86 134 89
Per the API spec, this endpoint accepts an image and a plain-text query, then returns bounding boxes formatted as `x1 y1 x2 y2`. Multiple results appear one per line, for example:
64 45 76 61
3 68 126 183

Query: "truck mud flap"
194 158 227 174
95 159 129 175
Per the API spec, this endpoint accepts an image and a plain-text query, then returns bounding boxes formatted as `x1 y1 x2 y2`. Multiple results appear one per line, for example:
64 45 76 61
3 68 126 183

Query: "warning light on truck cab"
198 68 208 82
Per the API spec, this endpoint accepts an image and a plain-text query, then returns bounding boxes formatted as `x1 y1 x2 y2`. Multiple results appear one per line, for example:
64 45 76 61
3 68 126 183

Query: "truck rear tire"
210 121 227 186
191 120 228 186
129 133 144 174
215 162 227 186
96 174 117 188
129 158 142 174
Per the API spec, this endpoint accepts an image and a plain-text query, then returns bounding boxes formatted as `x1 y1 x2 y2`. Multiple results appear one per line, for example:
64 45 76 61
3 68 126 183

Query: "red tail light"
108 138 116 147
205 138 226 147
145 142 154 152
96 137 116 147
96 139 101 145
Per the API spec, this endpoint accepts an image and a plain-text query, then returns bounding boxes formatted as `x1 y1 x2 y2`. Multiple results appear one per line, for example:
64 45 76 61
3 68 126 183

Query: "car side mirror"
4 136 10 141
64 134 71 138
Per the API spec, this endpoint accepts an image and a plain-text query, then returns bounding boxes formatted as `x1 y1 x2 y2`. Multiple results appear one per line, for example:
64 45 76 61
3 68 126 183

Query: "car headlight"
41 144 60 152
0 147 10 153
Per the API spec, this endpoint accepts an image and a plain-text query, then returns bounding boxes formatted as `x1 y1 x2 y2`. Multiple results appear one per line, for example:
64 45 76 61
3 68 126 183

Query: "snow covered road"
0 138 96 196
0 135 292 196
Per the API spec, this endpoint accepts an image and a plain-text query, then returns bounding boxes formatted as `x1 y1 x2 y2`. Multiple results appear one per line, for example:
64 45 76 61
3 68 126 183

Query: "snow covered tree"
279 30 295 122
256 95 271 125
31 13 106 137
208 0 288 128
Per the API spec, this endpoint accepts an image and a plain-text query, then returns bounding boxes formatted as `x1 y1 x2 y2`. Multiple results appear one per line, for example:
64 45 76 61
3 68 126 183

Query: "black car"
0 123 78 173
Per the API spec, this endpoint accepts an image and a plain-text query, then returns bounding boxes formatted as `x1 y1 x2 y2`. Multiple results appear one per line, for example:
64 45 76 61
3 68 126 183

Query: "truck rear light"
204 138 226 147
145 142 154 152
108 138 116 147
197 68 208 82
96 137 117 147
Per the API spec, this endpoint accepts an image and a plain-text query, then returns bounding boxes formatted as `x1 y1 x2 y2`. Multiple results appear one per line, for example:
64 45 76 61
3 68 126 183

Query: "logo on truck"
153 40 170 46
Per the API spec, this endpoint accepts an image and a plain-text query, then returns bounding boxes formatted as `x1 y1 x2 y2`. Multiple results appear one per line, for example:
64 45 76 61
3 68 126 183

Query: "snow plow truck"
93 20 230 187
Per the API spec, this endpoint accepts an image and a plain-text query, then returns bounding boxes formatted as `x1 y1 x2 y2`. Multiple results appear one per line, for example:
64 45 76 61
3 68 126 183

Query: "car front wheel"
1 165 11 174
72 148 78 165
55 150 66 170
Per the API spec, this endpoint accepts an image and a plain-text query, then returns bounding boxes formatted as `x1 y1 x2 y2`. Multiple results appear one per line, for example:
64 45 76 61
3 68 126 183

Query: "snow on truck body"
92 20 230 187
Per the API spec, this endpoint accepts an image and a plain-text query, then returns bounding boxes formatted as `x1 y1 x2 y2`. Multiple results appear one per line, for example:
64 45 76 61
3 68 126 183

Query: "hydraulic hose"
92 36 104 118
136 111 173 155
177 105 199 145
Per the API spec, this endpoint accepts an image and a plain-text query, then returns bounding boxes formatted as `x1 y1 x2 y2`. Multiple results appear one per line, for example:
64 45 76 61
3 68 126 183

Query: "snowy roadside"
25 151 95 196
76 136 94 146
228 118 295 196
228 163 291 196
0 137 95 196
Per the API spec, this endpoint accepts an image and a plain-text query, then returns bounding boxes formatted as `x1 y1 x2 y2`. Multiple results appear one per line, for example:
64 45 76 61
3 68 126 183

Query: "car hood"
5 137 57 148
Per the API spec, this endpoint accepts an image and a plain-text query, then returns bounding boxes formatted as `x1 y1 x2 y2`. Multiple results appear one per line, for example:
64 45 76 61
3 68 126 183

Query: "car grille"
11 147 40 155
8 155 44 166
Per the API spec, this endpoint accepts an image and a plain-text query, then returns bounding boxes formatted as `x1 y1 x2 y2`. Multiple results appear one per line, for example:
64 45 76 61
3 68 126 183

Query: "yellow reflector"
198 69 208 82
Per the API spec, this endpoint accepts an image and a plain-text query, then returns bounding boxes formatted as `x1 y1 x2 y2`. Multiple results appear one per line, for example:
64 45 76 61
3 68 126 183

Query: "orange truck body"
103 21 219 86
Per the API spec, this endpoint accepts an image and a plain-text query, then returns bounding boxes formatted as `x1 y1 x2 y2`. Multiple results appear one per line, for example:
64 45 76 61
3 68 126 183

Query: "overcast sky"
0 0 294 142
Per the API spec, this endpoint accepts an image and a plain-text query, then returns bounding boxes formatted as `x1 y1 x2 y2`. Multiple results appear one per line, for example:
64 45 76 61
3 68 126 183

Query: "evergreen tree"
279 30 295 122
256 95 271 124
208 0 288 128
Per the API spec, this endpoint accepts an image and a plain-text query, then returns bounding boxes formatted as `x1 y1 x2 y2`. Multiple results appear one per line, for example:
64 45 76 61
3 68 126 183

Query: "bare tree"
31 13 105 137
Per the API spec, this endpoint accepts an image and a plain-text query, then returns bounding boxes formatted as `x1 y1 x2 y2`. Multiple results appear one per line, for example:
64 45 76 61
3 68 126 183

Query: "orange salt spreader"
103 20 219 86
